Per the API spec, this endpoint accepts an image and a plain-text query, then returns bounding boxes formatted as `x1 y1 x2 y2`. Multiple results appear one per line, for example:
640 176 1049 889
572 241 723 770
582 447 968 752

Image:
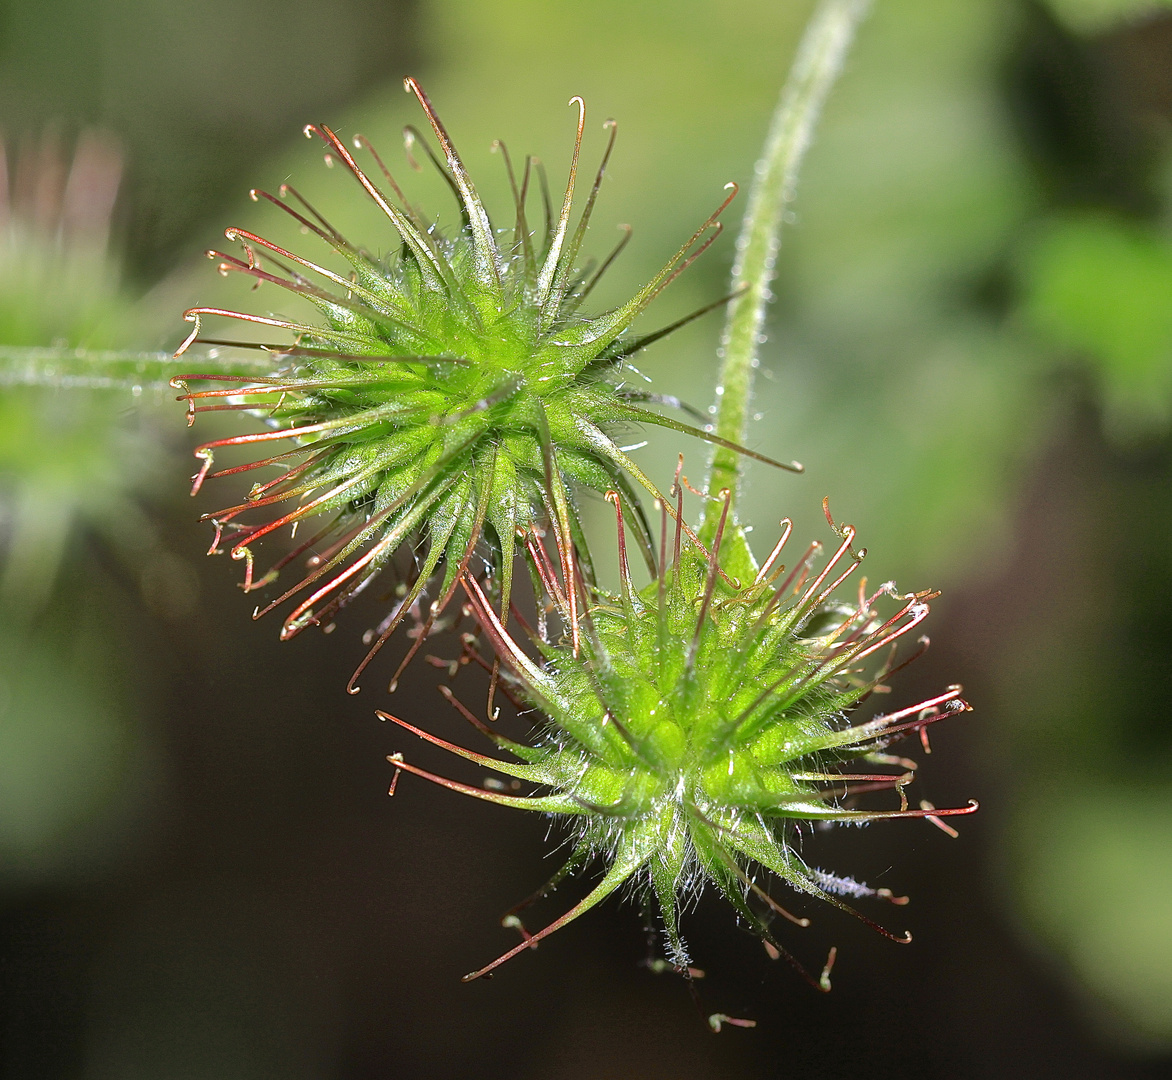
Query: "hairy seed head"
173 81 799 691
386 492 976 983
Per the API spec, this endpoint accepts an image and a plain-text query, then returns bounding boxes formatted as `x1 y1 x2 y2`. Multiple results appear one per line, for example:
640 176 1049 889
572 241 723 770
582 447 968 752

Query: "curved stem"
703 0 871 524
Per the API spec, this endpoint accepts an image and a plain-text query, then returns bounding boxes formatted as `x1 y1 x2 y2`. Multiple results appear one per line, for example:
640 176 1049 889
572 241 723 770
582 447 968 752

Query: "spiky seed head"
385 493 976 983
172 81 796 691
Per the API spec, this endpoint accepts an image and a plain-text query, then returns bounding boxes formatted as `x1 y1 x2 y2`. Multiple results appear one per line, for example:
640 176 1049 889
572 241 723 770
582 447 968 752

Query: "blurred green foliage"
1016 786 1172 1047
1022 213 1172 436
0 131 177 890
0 131 178 611
1049 0 1172 31
0 611 153 889
0 0 418 278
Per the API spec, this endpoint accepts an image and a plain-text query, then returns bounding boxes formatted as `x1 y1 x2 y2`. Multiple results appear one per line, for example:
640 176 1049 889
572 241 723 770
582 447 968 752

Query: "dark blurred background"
3 0 1172 1076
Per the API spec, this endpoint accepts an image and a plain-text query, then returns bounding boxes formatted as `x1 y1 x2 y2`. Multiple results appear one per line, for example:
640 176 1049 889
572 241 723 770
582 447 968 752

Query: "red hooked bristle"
754 518 794 586
351 134 411 209
535 407 580 655
535 95 586 311
919 800 962 838
605 491 636 609
491 139 536 276
403 77 503 288
671 456 685 571
558 118 618 310
576 223 631 304
687 488 731 671
708 1014 758 1033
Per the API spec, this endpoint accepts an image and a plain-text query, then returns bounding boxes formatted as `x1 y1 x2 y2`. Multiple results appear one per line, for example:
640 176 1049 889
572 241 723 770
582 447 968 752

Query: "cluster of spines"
168 71 976 999
382 482 977 986
172 80 799 692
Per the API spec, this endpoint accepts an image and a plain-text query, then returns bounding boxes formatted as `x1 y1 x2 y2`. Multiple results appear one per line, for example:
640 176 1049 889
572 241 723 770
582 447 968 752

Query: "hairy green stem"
703 0 871 523
0 346 273 391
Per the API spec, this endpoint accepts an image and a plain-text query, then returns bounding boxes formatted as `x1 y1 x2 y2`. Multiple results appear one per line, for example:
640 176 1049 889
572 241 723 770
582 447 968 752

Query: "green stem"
703 0 871 522
0 346 274 391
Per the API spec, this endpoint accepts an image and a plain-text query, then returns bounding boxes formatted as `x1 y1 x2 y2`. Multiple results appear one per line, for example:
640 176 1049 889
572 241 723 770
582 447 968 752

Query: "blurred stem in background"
0 132 173 613
0 0 420 890
0 129 174 894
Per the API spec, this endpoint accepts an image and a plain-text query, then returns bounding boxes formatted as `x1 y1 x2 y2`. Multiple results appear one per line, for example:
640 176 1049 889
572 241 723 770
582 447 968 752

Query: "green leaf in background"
1020 212 1172 437
0 617 156 888
1047 0 1172 33
1012 786 1172 1050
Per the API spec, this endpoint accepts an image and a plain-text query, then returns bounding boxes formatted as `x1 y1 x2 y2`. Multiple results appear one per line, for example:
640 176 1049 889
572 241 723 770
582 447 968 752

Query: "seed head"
173 81 798 691
385 489 976 984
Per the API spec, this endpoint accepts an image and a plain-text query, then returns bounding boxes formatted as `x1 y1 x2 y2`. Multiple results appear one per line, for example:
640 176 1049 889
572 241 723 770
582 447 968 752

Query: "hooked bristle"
386 500 975 985
176 86 785 690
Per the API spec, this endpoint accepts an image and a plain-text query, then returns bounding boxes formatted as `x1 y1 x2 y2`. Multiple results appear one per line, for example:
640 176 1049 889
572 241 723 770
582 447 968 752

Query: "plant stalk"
0 346 274 391
703 0 871 528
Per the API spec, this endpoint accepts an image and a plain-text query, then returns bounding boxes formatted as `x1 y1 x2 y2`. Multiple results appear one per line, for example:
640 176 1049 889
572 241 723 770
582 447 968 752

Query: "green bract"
385 495 976 983
174 79 795 691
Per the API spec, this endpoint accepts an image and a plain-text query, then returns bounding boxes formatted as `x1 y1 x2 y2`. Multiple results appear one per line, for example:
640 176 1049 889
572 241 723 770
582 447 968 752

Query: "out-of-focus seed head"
0 131 176 615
